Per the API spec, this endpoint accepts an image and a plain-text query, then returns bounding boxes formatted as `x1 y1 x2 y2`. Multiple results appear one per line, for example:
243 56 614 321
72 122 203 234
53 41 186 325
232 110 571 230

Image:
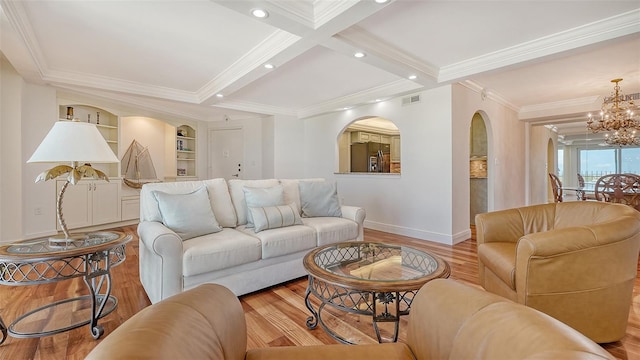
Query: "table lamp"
27 119 119 243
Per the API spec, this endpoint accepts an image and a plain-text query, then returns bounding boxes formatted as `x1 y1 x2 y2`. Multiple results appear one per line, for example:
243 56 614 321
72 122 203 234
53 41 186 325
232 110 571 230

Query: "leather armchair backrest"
406 279 613 360
86 284 247 360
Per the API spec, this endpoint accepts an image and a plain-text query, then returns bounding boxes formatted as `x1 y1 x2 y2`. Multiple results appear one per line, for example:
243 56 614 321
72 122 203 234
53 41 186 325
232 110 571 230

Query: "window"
579 146 640 183
621 147 640 174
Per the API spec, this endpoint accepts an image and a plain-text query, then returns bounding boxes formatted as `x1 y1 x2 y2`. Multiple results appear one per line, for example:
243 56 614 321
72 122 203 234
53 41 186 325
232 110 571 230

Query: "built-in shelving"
57 104 120 178
175 125 196 178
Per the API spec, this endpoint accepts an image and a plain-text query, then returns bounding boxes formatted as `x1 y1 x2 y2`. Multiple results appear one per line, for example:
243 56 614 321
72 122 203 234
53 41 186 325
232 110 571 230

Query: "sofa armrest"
137 221 184 303
475 208 525 245
341 205 366 240
86 284 247 360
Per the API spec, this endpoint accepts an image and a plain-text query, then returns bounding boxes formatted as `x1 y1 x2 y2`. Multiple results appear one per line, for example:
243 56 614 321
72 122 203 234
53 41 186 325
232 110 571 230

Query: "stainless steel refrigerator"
350 142 390 173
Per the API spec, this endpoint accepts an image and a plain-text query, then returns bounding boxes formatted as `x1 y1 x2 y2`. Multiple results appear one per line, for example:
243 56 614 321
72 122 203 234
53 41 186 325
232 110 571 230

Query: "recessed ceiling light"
375 0 389 3
354 52 366 58
408 75 417 80
216 94 224 98
375 99 382 102
251 8 269 19
264 63 275 69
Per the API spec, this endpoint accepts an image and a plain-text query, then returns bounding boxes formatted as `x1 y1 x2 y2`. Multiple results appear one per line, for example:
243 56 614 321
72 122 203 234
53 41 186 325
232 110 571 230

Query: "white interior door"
208 128 244 180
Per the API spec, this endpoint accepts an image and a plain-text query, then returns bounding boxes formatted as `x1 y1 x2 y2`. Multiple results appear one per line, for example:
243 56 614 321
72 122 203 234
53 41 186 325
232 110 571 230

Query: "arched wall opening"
470 112 488 224
337 116 401 174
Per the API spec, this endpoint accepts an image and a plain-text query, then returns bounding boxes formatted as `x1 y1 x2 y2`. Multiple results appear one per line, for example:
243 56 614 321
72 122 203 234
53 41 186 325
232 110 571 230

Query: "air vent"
401 94 421 106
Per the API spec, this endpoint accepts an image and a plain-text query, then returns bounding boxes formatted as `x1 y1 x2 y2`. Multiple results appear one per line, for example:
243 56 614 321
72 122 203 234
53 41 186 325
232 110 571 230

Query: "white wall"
529 124 557 204
300 86 461 244
121 116 168 181
1 56 25 241
451 84 526 234
273 114 305 179
290 84 527 245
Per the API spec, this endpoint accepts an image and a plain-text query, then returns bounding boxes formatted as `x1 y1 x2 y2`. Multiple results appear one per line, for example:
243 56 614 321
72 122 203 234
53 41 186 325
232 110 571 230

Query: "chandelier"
586 78 640 146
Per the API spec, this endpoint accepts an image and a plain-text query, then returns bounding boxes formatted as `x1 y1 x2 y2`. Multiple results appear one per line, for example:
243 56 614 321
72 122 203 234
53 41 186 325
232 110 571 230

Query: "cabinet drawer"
121 198 140 221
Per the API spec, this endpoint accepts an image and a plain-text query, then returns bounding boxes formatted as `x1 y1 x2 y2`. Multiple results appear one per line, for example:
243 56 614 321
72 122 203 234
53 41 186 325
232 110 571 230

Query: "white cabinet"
56 179 121 230
391 136 401 162
121 195 140 221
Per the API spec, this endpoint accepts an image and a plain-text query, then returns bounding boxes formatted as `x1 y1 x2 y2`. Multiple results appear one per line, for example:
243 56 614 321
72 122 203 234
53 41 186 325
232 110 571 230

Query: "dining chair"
594 173 640 211
548 173 563 203
577 173 597 201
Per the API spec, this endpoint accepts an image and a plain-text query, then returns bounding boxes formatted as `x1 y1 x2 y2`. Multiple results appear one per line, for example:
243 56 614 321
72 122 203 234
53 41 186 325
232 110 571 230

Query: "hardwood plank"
0 225 636 359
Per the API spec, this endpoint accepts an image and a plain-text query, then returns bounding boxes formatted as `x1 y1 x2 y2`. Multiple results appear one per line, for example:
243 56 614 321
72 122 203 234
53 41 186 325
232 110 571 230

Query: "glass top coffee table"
0 231 131 345
303 241 450 344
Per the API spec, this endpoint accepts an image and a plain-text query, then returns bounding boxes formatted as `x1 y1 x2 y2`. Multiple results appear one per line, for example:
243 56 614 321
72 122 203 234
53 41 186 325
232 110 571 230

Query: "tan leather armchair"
476 201 640 343
86 279 613 360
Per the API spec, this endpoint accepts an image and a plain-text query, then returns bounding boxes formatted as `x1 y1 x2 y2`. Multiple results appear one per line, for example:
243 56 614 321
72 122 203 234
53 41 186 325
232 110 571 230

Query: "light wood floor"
0 225 637 359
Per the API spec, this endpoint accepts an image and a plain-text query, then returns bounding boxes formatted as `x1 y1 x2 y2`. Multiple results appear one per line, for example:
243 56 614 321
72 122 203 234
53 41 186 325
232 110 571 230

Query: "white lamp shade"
27 120 119 163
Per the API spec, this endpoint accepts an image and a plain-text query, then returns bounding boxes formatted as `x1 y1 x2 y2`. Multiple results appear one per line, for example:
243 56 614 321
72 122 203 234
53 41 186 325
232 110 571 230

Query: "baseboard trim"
364 220 471 246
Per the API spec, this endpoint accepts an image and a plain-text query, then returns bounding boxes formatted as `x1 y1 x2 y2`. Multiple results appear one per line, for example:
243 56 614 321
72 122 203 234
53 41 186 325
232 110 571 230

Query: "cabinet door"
56 181 92 230
92 181 121 225
391 136 401 162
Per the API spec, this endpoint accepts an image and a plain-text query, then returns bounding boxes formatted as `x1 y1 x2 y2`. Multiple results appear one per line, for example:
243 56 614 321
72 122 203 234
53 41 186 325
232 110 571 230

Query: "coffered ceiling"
1 0 639 134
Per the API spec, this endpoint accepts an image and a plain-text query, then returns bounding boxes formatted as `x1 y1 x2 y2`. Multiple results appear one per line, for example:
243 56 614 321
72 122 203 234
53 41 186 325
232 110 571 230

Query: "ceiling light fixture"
251 8 269 19
354 52 365 58
408 75 417 80
375 0 389 3
264 63 274 69
586 78 640 146
216 94 224 98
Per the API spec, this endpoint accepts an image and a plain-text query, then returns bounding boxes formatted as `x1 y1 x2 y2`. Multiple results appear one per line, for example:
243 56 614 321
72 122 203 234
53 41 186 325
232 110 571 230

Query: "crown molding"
313 0 359 29
440 9 640 82
196 30 300 102
213 100 297 117
1 0 48 76
267 0 315 29
335 25 439 81
44 69 201 103
459 80 519 112
297 79 423 119
53 85 208 122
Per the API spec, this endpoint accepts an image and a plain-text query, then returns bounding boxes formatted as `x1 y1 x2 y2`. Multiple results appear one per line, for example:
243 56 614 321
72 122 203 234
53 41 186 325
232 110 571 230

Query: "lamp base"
48 233 86 248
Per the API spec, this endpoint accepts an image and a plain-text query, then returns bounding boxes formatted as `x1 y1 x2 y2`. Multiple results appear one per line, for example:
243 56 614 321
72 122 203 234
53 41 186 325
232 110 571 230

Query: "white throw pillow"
249 203 303 232
298 181 342 218
243 185 285 227
153 187 222 240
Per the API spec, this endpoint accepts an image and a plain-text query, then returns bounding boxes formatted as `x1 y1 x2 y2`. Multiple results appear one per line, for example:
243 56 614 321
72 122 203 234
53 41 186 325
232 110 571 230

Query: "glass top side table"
0 231 131 345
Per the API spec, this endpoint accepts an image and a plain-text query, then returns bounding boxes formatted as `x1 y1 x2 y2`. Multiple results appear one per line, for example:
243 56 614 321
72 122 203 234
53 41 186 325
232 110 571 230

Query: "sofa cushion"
182 228 262 276
477 242 517 290
140 179 236 228
243 185 285 227
249 203 303 233
299 180 342 218
153 187 222 240
202 178 238 227
302 217 358 246
279 178 325 214
240 225 316 259
228 179 280 225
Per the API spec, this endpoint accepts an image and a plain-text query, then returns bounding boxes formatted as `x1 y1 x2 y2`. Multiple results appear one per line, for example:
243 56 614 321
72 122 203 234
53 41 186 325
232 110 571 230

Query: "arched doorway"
470 113 488 224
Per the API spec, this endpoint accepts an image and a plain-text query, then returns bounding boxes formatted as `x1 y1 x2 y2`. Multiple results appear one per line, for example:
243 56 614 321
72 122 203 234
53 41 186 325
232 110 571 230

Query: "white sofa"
138 178 366 304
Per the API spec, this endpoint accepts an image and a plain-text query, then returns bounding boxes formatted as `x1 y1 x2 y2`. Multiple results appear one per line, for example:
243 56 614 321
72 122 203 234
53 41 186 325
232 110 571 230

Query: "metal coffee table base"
305 276 416 344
